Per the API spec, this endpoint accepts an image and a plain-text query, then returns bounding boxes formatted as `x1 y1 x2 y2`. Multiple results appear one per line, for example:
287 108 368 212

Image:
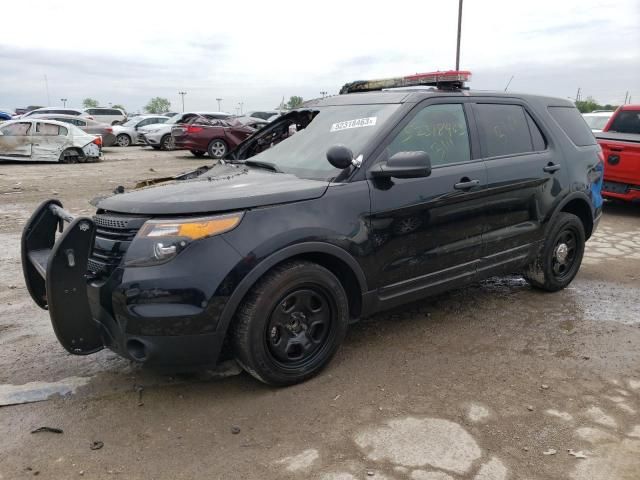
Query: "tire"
231 261 349 386
160 134 174 151
116 134 131 147
207 139 228 159
524 212 585 292
59 149 79 164
190 150 206 157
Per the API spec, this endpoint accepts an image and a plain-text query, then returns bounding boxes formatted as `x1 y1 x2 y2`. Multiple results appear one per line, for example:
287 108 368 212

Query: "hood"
96 163 329 215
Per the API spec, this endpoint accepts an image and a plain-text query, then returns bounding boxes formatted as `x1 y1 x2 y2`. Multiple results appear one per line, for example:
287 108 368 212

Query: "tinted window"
0 122 31 135
548 106 596 146
608 110 640 134
86 109 97 115
526 112 547 151
475 104 533 157
387 104 471 166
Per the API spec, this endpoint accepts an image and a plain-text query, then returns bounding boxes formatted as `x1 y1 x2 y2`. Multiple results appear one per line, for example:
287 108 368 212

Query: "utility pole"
216 98 223 111
44 74 51 105
60 98 67 107
320 91 327 98
178 91 187 112
455 0 463 70
623 91 629 104
575 88 581 102
504 76 514 92
238 102 243 115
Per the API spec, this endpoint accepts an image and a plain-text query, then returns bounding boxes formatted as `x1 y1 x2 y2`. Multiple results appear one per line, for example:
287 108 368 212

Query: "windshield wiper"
238 160 283 173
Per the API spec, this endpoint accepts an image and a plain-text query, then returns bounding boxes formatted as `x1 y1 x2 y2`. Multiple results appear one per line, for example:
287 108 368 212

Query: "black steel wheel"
524 212 585 292
232 261 349 386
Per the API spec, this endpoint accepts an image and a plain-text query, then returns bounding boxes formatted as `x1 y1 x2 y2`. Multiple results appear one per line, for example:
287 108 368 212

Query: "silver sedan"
111 115 170 147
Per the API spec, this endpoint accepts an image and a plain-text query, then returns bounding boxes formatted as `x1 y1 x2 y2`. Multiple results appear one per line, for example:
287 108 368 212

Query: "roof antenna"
504 75 514 92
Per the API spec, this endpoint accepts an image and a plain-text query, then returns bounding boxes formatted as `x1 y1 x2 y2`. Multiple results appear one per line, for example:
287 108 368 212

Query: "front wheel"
231 261 349 386
160 134 174 151
207 139 227 159
524 212 585 292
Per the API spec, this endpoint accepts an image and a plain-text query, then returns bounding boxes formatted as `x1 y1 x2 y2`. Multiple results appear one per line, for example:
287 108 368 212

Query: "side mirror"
371 151 432 179
326 144 353 169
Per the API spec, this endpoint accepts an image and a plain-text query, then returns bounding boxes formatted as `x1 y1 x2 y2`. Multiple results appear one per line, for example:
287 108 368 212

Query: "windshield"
123 116 143 126
583 114 612 130
242 104 400 180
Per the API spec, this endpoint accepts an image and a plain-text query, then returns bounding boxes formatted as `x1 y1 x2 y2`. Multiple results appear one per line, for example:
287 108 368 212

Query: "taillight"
93 136 102 146
105 127 113 133
186 125 203 133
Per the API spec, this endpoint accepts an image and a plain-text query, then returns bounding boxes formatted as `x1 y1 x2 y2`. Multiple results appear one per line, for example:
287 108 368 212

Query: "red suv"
171 115 255 158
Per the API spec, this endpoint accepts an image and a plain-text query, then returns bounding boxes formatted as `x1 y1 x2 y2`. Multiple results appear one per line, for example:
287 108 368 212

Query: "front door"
368 102 487 308
0 121 33 159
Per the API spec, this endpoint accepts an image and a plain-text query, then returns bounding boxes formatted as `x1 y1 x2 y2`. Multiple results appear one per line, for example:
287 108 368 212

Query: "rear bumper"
602 179 640 203
21 200 235 368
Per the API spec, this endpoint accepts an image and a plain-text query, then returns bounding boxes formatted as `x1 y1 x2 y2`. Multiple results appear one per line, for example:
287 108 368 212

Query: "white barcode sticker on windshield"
330 117 377 132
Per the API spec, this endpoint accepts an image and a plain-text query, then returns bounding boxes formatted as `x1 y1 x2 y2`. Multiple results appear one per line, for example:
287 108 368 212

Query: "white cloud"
0 0 638 112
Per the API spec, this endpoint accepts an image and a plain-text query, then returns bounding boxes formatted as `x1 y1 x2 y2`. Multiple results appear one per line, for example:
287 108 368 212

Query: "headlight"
124 212 243 267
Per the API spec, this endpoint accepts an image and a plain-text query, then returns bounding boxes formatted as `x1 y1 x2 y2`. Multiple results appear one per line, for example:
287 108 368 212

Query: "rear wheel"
524 212 585 292
116 134 131 147
231 261 349 386
190 150 206 157
59 149 80 164
207 139 227 159
160 134 174 151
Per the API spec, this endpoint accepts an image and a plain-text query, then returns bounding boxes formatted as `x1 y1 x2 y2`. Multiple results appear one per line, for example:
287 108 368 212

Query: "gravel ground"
1 147 639 480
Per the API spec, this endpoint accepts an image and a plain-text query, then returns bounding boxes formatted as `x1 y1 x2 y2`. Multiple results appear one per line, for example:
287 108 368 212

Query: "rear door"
0 121 33 159
471 100 565 273
32 122 68 160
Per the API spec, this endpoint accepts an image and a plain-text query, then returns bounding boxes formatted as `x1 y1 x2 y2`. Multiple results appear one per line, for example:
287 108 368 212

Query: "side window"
387 104 471 167
86 109 96 115
35 123 61 136
608 110 640 134
75 119 86 127
526 112 547 151
475 104 533 157
0 122 31 135
59 126 68 136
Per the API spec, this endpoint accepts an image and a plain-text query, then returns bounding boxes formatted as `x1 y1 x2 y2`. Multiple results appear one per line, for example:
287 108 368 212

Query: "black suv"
22 77 604 385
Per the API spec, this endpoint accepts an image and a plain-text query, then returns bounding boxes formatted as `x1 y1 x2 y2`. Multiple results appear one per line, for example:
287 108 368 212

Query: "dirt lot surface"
1 147 639 480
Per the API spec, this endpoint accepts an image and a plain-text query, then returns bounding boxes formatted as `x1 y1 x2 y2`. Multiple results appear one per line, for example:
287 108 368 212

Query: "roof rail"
339 70 471 95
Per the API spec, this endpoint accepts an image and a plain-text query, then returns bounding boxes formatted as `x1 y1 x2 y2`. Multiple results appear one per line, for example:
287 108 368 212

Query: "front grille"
89 212 150 276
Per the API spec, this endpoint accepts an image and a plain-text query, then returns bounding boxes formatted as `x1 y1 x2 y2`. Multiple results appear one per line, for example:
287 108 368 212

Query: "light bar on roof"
339 70 472 94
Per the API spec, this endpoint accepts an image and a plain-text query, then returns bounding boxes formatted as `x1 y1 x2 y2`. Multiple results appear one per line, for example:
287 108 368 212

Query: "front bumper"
21 200 240 367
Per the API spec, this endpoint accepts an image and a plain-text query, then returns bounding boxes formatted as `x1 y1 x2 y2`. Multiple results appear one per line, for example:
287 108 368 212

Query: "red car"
171 115 255 158
596 105 640 203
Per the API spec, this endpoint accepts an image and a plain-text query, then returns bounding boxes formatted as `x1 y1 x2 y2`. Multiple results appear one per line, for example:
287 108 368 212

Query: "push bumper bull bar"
21 199 103 354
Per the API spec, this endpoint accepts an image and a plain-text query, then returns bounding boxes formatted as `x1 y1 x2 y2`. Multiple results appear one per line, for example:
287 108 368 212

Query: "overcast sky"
1 0 638 113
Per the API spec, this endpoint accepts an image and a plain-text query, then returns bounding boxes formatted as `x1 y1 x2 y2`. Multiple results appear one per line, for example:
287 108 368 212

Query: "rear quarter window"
547 106 596 146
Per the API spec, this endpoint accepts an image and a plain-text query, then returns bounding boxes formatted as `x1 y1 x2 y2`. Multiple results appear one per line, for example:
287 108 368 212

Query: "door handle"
543 163 561 173
454 178 480 190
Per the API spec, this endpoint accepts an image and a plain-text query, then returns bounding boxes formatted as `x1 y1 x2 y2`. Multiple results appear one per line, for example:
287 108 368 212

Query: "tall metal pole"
44 74 51 105
178 91 187 112
216 98 223 111
60 98 67 107
455 0 463 70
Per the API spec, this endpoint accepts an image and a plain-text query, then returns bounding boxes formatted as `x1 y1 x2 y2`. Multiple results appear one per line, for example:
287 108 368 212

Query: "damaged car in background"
0 119 102 163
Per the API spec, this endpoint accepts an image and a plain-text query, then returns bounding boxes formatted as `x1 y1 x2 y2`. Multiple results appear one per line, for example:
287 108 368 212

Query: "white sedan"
0 119 102 163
